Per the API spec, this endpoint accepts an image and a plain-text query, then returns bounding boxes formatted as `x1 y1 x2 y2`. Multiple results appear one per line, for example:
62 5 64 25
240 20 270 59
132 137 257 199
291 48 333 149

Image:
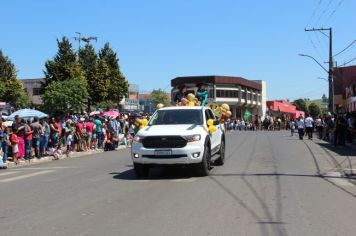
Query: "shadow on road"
211 172 356 180
110 166 198 180
318 142 356 157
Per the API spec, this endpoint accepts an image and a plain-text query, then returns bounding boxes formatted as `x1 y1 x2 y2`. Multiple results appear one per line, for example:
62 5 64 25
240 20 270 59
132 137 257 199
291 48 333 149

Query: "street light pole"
299 53 334 113
304 27 334 113
328 28 334 114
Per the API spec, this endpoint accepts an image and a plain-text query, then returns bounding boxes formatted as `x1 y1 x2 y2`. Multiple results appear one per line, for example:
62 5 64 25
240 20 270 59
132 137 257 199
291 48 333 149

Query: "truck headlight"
184 134 201 142
134 135 144 143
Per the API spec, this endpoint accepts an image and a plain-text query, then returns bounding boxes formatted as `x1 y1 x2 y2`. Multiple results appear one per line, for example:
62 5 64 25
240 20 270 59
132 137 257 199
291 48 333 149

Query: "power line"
334 40 356 57
306 32 325 62
288 85 328 101
313 31 328 59
306 0 324 27
341 56 356 67
314 0 333 26
323 0 345 26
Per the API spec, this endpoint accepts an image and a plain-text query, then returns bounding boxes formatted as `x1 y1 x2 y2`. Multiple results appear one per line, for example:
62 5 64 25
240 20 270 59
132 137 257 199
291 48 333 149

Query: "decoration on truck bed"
174 83 209 107
177 93 201 106
135 118 149 131
207 103 232 123
156 103 164 109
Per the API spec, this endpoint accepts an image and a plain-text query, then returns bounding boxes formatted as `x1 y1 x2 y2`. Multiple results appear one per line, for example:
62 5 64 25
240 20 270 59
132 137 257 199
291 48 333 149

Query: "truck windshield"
149 109 203 125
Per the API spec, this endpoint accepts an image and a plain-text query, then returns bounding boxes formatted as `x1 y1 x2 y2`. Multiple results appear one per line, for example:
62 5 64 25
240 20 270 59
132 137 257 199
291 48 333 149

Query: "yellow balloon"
139 125 145 129
221 103 230 111
207 119 214 126
226 111 232 118
188 101 195 106
156 103 164 109
142 118 148 126
208 125 217 133
186 93 195 101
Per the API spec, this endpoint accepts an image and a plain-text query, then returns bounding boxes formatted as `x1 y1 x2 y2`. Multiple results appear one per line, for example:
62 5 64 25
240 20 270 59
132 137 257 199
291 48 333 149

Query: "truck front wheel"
215 140 225 166
195 145 211 176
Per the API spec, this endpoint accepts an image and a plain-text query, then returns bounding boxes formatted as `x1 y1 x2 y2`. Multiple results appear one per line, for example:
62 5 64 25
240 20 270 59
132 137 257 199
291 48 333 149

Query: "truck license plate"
154 150 172 156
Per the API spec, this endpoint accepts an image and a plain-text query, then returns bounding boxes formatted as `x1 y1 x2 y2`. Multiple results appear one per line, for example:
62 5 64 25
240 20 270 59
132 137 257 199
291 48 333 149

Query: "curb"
3 145 128 169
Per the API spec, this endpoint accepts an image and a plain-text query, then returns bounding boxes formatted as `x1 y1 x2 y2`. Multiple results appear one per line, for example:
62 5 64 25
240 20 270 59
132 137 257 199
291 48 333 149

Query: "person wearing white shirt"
315 116 323 139
297 116 305 140
290 120 296 136
305 114 314 140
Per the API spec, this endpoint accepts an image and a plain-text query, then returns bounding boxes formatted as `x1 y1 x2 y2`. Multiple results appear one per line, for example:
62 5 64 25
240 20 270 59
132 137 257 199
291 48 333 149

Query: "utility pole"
305 27 334 113
74 32 82 60
74 32 98 60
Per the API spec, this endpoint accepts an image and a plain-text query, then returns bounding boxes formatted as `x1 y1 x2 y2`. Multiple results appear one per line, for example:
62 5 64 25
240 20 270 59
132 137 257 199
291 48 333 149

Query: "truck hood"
138 124 206 136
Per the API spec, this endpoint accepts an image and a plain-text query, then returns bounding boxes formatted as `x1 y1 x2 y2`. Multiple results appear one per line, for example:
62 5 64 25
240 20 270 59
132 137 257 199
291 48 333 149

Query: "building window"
33 88 42 96
241 90 246 99
247 92 251 100
216 90 239 98
209 89 214 98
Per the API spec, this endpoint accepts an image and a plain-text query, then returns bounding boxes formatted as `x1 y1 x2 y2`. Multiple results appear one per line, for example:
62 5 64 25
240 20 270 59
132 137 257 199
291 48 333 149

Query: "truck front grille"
142 136 187 148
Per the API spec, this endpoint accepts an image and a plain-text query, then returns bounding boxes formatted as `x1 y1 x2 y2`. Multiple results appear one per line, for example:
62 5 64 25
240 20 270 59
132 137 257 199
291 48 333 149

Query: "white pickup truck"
131 106 226 177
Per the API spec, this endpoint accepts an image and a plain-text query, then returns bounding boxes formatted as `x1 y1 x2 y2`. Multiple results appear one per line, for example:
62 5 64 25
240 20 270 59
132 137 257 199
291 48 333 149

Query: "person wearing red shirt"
24 119 33 160
11 128 19 165
85 118 95 149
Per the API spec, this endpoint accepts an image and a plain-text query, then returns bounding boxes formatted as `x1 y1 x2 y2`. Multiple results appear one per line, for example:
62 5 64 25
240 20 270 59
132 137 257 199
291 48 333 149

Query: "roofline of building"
171 75 262 90
20 78 45 82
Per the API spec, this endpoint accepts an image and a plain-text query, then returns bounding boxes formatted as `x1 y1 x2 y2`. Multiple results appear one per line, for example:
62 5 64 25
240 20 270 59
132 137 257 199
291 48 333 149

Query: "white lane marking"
324 171 354 187
0 171 19 177
21 167 76 170
0 170 55 183
171 178 197 183
131 180 150 183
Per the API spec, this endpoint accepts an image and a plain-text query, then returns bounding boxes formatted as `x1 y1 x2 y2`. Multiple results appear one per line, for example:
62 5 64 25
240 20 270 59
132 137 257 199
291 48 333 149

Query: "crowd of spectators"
0 112 152 168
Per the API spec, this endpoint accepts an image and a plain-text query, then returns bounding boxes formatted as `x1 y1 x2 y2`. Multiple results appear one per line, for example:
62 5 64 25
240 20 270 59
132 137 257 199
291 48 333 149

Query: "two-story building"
171 75 267 120
21 78 44 106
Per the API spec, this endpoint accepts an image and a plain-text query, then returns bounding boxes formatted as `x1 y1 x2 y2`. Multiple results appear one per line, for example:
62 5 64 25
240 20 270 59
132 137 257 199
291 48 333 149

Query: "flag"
243 110 252 121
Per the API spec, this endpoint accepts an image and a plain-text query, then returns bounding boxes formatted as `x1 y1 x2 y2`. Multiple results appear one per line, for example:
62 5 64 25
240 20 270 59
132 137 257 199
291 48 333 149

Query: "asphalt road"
1 131 356 236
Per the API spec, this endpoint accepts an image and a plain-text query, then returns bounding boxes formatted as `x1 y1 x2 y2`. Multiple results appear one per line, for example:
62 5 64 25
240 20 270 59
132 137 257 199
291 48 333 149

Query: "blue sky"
0 0 355 100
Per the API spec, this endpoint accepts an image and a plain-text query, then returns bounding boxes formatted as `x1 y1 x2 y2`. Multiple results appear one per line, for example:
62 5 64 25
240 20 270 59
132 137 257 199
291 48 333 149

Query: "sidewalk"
311 137 356 179
3 145 127 169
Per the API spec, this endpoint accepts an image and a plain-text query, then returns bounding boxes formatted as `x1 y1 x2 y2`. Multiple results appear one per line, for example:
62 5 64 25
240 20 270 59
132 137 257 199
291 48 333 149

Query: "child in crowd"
48 143 63 160
2 127 10 166
65 121 74 156
11 128 19 165
104 128 115 151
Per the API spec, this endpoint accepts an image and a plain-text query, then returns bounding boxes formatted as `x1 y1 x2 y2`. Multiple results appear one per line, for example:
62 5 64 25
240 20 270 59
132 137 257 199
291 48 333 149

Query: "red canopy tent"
267 100 304 118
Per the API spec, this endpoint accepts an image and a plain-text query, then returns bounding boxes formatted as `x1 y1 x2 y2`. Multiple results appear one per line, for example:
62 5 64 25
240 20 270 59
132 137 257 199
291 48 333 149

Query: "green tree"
99 43 128 104
0 50 30 108
42 79 88 114
43 37 85 87
151 89 170 107
79 44 110 109
96 100 116 111
293 99 307 112
308 103 321 117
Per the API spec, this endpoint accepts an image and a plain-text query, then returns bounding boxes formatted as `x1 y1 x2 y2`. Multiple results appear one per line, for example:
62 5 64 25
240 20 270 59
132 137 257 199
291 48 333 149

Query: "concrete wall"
253 80 267 120
21 79 44 105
